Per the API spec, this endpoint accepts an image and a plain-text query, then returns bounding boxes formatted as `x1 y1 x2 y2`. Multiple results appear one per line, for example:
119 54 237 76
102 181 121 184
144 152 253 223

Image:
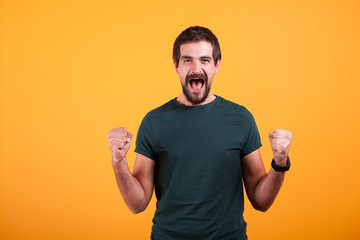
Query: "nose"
190 60 203 74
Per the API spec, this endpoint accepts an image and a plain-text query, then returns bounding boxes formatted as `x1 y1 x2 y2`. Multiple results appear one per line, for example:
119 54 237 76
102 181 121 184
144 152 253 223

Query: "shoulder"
143 99 177 119
216 96 253 116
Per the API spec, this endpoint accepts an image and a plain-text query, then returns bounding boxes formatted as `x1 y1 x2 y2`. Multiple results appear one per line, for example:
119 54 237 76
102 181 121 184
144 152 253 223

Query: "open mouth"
188 78 205 93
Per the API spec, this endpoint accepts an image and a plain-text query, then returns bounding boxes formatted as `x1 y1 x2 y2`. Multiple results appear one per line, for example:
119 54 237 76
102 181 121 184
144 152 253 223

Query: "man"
108 26 292 239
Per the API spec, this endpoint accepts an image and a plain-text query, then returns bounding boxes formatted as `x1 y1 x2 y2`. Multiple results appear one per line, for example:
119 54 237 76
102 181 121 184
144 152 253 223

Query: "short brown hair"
173 26 221 67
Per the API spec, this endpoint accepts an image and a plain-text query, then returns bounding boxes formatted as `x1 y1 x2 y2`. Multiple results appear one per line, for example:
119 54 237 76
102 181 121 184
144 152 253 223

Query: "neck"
176 92 216 106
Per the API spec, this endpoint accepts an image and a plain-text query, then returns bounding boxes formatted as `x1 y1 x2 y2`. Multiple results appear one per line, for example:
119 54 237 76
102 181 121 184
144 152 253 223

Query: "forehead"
179 40 213 58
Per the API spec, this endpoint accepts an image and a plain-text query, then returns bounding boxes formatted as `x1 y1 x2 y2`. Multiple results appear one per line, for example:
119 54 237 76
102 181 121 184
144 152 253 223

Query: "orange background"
1 0 360 239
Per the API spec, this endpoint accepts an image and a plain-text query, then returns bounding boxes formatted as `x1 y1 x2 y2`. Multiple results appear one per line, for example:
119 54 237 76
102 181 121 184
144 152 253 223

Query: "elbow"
252 201 271 212
254 205 270 212
125 194 150 214
249 195 275 212
128 202 147 214
130 208 145 214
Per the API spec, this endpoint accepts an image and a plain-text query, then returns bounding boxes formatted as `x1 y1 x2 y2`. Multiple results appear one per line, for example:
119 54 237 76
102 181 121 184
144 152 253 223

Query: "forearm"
252 168 285 212
243 129 292 212
112 158 147 214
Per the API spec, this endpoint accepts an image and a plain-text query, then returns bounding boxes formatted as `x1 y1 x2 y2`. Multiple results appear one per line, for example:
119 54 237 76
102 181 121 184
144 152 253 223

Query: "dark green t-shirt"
135 96 262 240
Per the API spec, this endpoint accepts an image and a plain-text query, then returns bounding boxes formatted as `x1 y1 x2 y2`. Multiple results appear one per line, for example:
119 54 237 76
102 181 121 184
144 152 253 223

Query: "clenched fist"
108 127 133 165
269 128 292 166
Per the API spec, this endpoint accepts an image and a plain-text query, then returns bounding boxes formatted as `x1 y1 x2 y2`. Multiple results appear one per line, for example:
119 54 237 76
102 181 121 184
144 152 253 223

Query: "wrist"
273 156 288 166
271 156 291 172
112 157 128 169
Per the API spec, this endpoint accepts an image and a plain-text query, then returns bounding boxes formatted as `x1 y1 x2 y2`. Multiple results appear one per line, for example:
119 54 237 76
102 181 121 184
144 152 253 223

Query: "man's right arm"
108 127 155 214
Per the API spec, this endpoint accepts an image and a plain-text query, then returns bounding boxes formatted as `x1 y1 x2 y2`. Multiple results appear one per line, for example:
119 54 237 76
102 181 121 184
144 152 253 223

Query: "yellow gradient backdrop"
1 0 360 239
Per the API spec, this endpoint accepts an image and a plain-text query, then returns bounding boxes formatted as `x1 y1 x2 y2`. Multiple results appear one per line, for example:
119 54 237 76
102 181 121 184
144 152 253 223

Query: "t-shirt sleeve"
135 114 157 161
240 108 262 157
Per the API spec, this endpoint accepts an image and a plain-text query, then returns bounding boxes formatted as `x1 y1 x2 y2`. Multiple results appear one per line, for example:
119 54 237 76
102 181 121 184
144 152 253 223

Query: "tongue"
190 80 202 91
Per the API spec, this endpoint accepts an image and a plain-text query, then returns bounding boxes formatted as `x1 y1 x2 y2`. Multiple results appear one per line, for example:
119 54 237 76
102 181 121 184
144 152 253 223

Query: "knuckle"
119 127 127 132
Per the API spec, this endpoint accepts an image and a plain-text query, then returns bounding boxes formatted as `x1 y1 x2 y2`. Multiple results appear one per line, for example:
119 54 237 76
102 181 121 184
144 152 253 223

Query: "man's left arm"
242 128 292 212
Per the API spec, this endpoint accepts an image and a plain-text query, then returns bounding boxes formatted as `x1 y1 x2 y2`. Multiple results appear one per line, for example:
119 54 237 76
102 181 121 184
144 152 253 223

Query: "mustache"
185 72 208 83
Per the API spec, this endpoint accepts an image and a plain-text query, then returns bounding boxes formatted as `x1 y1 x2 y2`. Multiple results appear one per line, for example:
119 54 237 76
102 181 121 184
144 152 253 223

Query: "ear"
214 59 221 74
173 59 178 73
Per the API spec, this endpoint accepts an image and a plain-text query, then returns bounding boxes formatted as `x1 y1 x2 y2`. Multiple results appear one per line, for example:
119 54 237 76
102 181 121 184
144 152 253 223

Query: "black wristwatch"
271 156 291 172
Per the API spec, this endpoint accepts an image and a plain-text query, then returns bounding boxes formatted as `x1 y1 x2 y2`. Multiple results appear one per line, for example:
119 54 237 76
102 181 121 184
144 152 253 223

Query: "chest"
152 112 245 169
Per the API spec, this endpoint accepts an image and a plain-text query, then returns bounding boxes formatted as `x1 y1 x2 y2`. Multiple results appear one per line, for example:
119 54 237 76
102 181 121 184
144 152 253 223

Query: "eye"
201 59 210 63
184 59 191 63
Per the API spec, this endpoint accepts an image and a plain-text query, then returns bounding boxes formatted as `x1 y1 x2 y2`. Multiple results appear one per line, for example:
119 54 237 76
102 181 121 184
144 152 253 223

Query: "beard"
181 72 211 105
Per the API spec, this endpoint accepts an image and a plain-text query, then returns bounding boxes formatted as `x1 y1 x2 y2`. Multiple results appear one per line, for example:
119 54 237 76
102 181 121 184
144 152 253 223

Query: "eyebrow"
180 55 213 60
200 56 212 60
181 56 193 60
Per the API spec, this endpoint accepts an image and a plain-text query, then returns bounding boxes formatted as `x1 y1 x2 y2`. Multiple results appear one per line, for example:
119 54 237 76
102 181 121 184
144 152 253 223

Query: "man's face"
175 40 220 105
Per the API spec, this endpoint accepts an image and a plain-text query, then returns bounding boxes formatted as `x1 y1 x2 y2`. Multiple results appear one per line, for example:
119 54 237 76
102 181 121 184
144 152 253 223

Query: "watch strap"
271 156 291 172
